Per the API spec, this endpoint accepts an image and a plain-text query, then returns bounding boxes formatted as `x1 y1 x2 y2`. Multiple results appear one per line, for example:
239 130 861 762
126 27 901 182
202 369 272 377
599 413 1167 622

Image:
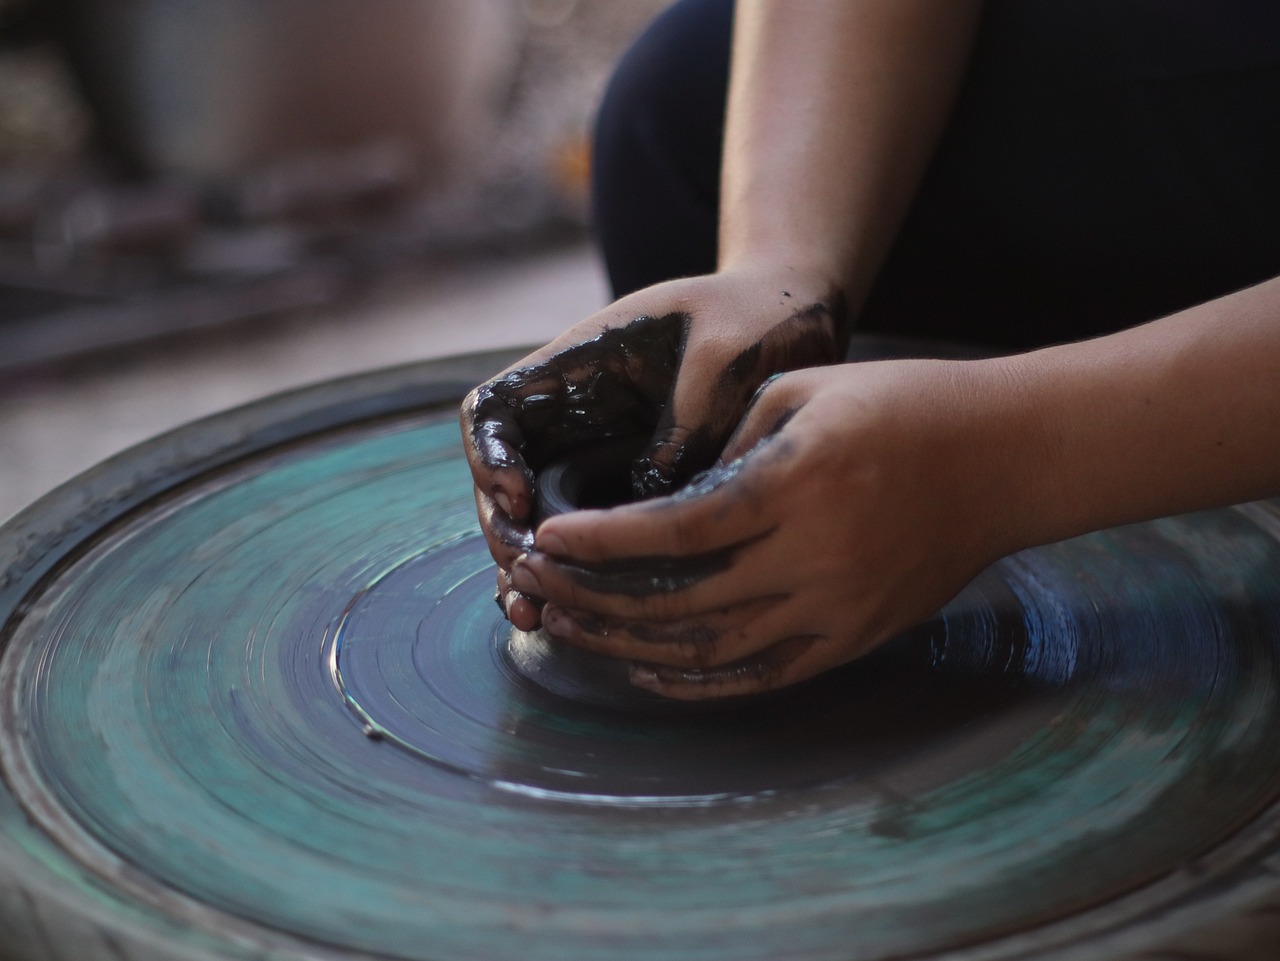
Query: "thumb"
633 304 840 498
629 327 734 498
631 361 793 498
633 419 719 499
719 373 804 464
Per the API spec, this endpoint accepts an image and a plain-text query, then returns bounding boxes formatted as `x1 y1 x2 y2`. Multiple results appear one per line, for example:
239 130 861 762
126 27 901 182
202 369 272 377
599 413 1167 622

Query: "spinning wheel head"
2 349 1280 961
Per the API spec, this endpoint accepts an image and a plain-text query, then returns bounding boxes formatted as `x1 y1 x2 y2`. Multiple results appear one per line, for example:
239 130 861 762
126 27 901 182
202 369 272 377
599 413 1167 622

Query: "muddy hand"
460 269 848 630
510 359 1037 698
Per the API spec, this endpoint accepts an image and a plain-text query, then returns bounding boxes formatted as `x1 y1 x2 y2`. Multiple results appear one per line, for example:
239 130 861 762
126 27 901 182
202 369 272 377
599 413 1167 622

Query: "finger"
628 634 835 701
461 376 547 521
540 593 791 669
540 315 683 488
521 313 685 442
495 567 543 631
534 429 790 565
511 531 778 623
475 488 535 570
507 593 543 631
635 299 841 496
633 422 717 499
630 325 729 498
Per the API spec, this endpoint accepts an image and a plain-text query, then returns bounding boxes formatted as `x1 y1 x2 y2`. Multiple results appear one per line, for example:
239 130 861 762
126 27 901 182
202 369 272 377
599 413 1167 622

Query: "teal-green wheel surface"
2 349 1280 961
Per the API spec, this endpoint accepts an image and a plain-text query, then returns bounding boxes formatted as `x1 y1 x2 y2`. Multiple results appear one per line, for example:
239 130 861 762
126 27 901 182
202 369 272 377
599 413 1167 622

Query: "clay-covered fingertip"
507 592 543 632
631 455 677 499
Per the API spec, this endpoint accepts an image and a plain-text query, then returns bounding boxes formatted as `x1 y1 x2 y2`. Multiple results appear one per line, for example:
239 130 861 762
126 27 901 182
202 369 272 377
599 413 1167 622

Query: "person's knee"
592 0 732 295
594 0 732 183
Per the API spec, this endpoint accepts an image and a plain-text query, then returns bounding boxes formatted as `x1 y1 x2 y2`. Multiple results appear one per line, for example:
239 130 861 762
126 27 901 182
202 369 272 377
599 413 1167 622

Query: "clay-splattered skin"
460 275 849 640
539 530 772 598
511 429 827 699
466 315 685 494
463 298 1040 701
501 350 1033 702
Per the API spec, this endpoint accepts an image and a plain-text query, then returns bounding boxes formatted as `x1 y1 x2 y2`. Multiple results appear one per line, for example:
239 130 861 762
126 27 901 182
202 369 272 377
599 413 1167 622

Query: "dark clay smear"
466 388 529 472
627 431 782 512
633 292 847 499
484 500 535 553
627 620 721 659
555 531 771 598
482 313 688 473
716 296 847 395
631 427 717 500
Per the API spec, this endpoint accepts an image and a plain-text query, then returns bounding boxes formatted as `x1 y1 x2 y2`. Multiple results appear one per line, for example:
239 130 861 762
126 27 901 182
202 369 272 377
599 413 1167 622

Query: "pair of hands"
461 268 1017 699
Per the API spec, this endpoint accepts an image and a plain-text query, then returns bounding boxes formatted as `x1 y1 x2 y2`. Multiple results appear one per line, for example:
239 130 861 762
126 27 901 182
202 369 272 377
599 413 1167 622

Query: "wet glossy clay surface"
4 401 1280 960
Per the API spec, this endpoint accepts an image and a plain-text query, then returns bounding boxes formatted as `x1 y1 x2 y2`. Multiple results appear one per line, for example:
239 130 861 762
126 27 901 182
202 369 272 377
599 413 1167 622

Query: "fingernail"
630 665 660 690
535 529 567 557
494 490 513 517
510 561 541 596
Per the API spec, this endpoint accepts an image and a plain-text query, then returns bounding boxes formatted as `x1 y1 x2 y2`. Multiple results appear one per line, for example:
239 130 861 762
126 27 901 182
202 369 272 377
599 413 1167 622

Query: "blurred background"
0 0 667 521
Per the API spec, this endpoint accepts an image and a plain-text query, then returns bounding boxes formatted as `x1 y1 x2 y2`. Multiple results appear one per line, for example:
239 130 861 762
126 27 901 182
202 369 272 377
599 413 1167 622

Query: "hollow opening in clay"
533 433 650 521
519 432 751 712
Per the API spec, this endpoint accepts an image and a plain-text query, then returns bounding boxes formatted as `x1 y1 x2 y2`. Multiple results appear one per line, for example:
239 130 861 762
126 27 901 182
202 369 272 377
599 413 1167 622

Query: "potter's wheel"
2 348 1280 961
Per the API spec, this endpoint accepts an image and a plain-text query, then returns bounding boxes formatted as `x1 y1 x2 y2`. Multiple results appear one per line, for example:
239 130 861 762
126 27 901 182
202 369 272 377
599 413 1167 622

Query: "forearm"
993 277 1280 549
718 0 982 304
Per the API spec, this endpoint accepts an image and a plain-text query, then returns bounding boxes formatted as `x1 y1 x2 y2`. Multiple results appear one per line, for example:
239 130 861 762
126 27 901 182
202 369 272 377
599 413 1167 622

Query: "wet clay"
632 293 848 498
517 429 787 705
532 433 651 523
523 436 771 706
475 294 843 705
465 292 847 502
465 313 686 484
